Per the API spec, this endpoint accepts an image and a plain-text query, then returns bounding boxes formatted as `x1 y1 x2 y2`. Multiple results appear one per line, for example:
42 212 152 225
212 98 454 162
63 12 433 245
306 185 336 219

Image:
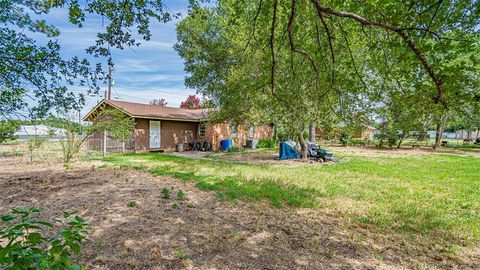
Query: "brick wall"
205 123 273 150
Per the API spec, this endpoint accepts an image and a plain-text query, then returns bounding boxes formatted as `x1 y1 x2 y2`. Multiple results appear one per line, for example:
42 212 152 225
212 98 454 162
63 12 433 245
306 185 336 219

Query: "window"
231 124 237 138
248 127 255 138
198 122 206 138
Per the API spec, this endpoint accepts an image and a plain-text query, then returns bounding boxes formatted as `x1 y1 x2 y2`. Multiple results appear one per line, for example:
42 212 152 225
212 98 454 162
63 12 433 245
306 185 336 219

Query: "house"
83 99 273 152
360 126 378 140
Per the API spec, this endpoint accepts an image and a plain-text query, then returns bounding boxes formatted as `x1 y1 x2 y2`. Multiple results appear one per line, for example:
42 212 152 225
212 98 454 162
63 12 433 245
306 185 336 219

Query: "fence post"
103 130 107 156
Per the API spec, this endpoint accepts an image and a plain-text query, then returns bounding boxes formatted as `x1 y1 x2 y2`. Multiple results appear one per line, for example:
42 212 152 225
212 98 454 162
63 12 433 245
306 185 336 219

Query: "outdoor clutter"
188 140 212 151
279 140 337 162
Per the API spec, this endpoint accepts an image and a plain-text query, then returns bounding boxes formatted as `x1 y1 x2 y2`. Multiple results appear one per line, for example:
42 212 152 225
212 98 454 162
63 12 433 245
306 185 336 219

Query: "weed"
186 204 195 208
162 188 170 199
172 203 179 209
177 190 186 201
174 249 190 260
127 201 138 207
63 163 72 169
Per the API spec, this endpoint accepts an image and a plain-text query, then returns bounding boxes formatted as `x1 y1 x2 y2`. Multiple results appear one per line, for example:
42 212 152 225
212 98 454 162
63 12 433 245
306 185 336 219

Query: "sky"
34 0 196 117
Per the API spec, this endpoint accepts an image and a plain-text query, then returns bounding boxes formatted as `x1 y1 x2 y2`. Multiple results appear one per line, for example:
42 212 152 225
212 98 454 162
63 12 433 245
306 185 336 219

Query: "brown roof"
84 99 208 122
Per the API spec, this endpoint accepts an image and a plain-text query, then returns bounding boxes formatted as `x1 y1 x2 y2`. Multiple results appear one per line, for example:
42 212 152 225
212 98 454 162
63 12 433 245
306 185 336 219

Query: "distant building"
15 125 66 139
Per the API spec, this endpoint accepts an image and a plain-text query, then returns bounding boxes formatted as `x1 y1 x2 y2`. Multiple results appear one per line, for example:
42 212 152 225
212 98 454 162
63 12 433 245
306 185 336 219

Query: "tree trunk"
308 123 315 142
298 131 308 159
476 129 479 139
433 114 448 150
396 138 403 148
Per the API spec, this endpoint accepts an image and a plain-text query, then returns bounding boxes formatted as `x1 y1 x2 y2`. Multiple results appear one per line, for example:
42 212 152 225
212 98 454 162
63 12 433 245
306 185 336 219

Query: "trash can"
220 139 233 150
176 144 184 152
246 139 258 149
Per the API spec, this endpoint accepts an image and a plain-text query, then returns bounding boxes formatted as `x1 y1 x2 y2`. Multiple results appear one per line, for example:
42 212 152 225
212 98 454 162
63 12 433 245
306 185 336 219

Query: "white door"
149 121 161 148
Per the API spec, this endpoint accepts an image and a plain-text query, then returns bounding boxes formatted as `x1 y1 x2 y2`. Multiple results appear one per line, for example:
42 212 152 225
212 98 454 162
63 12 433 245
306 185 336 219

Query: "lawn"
100 148 480 251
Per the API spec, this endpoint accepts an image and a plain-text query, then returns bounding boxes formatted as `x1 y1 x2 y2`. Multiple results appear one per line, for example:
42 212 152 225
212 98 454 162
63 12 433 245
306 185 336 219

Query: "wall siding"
160 120 198 151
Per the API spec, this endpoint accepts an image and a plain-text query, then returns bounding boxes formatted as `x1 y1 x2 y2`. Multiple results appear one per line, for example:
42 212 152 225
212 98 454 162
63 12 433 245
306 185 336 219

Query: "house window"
231 124 237 138
248 127 255 138
198 122 206 138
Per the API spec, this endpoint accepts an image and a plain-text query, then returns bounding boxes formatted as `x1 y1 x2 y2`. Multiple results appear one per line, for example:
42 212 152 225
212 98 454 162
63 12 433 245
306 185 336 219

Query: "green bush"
258 139 276 148
0 208 89 270
339 131 352 146
376 130 398 148
229 146 245 152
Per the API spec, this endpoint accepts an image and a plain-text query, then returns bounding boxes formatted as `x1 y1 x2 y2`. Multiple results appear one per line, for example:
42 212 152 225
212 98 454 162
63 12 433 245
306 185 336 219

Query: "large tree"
176 0 479 156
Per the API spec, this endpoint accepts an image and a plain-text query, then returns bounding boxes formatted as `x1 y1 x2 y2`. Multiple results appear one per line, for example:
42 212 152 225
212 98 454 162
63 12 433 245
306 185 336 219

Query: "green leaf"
70 264 82 270
1 215 15 222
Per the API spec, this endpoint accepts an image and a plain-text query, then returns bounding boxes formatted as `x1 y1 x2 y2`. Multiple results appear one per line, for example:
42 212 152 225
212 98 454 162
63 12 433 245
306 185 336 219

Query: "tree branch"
309 0 446 107
269 0 277 95
287 0 318 73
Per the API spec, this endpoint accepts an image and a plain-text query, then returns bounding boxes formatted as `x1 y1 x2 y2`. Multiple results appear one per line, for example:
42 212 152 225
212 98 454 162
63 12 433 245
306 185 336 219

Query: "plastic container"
220 139 233 150
246 139 258 149
176 144 184 152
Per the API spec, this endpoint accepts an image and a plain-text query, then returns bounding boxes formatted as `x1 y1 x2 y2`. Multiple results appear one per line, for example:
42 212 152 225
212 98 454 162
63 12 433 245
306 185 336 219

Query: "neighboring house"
15 125 66 139
83 99 273 152
360 126 378 140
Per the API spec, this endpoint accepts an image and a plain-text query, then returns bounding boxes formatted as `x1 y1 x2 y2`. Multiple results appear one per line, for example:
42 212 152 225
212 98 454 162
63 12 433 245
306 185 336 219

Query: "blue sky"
34 0 196 116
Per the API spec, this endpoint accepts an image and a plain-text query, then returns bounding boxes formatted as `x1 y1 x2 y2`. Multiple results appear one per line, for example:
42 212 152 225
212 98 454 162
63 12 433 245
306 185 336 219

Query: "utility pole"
107 64 113 100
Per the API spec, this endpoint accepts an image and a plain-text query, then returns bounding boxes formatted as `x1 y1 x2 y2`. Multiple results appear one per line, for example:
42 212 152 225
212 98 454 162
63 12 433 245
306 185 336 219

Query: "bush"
0 208 89 270
229 146 245 152
377 130 398 148
258 139 276 148
339 131 352 146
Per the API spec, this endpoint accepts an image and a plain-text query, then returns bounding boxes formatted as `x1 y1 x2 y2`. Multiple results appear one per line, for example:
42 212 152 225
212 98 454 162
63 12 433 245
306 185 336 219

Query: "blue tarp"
278 141 301 160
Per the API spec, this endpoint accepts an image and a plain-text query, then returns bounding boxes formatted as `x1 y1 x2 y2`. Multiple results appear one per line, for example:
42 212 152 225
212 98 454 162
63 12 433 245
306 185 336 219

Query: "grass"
98 149 480 248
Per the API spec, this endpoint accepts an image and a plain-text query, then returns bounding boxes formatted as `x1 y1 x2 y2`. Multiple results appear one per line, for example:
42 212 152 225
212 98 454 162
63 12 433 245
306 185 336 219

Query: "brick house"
83 99 273 152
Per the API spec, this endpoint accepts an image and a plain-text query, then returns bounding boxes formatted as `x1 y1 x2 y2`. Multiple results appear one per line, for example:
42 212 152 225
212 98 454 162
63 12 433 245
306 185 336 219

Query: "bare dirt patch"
1 162 477 269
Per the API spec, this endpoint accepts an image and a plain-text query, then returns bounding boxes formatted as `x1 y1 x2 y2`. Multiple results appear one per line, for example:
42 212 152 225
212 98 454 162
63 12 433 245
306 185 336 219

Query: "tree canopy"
1 0 175 120
175 0 480 154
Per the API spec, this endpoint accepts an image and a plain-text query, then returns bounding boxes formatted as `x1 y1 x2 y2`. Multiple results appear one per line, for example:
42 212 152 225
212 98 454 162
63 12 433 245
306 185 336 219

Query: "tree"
180 95 203 109
50 108 134 163
26 136 48 162
150 98 168 107
175 1 479 157
1 0 177 120
0 120 20 143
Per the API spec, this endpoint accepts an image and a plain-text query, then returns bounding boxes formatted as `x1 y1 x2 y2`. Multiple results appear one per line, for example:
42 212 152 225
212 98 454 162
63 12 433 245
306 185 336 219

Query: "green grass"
99 150 480 247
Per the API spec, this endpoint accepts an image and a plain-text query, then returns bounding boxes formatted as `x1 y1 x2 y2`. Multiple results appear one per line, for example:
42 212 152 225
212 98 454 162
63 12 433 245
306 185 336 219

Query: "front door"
149 121 161 148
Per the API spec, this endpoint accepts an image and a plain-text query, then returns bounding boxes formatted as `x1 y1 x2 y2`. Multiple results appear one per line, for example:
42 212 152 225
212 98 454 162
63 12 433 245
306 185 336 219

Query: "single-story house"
83 99 273 152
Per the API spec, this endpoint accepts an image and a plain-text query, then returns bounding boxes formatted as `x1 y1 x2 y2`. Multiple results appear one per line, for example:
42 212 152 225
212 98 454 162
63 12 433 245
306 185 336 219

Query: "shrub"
0 208 88 270
258 139 276 148
0 120 20 143
229 146 245 152
377 130 398 148
339 131 352 146
26 136 48 162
